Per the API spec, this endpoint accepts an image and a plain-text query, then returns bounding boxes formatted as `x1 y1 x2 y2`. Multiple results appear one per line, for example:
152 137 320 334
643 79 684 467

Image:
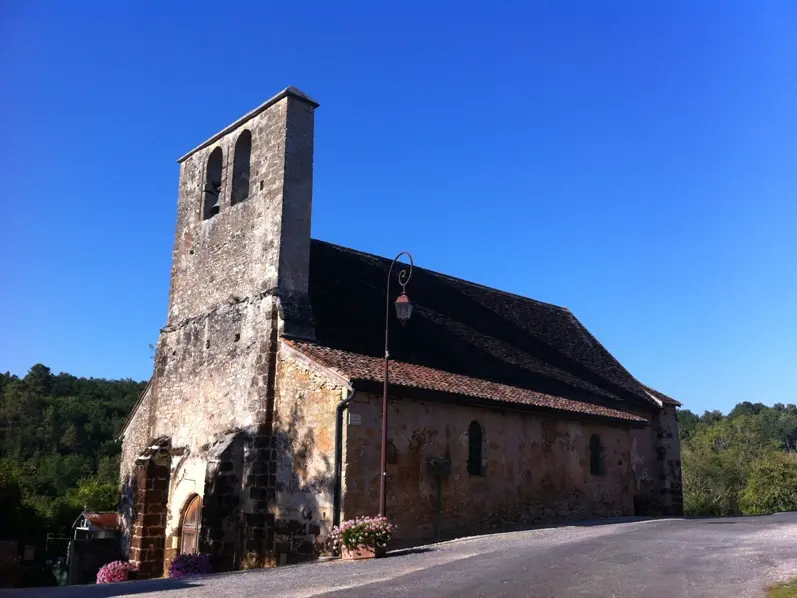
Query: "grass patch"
768 578 797 597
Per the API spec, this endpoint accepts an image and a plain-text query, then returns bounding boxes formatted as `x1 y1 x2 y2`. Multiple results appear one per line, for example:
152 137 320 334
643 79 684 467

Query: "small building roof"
73 511 119 532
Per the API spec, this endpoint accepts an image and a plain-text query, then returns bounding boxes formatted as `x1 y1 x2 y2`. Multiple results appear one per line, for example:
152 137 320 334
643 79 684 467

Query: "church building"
118 87 683 577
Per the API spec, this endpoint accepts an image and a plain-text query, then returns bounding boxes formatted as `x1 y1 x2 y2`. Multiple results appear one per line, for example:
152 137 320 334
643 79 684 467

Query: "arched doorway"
180 495 202 555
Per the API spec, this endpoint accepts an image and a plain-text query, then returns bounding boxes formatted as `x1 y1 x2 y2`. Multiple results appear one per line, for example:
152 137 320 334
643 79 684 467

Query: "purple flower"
169 553 212 578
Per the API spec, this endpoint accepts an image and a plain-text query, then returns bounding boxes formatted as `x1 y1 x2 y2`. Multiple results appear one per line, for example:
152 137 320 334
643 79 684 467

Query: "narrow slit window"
467 420 484 476
203 147 223 219
230 130 252 206
589 434 603 476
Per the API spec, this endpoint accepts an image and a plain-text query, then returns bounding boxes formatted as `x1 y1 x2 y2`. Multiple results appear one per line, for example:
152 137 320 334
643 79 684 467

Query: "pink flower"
330 515 396 552
97 561 137 584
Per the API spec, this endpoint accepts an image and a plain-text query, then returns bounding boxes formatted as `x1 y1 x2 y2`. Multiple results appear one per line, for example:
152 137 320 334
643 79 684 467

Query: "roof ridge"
640 383 681 406
561 310 659 405
310 238 569 313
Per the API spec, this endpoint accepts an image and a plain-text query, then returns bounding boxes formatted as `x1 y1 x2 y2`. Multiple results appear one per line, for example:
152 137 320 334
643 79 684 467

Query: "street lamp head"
394 292 413 324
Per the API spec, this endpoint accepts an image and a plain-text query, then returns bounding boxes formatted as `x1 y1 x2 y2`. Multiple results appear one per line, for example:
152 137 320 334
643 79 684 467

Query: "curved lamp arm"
384 251 414 358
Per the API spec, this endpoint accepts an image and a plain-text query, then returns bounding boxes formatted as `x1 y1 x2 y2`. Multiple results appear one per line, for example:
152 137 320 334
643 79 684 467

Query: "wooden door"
180 495 201 555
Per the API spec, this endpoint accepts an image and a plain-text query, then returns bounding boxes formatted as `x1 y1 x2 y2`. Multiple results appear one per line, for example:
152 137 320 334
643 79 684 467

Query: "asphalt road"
10 514 797 598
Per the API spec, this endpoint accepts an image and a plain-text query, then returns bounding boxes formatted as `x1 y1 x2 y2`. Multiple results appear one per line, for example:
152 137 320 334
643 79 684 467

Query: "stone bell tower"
120 87 319 575
168 86 319 327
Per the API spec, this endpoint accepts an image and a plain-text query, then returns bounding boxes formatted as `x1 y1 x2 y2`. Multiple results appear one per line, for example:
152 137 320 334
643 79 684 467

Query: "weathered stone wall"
119 88 319 572
119 384 153 556
270 344 347 562
629 420 658 513
119 294 281 572
652 406 683 515
120 385 153 481
629 404 683 516
341 393 638 545
149 297 276 452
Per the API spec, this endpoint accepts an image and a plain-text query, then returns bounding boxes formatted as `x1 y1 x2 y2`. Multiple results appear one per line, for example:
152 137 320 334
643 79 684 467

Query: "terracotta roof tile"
286 340 647 424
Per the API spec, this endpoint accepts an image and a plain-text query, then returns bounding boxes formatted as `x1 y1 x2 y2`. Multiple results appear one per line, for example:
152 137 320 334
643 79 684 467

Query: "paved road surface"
9 514 797 597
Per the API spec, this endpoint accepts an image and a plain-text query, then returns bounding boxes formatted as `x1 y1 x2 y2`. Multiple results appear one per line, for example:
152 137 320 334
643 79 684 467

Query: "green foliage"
0 460 41 541
741 452 797 516
69 476 120 512
676 409 700 441
0 364 145 541
680 402 797 517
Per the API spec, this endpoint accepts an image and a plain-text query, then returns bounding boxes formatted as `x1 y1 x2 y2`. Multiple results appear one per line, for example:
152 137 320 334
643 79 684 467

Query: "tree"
23 364 52 397
682 401 797 517
728 401 767 419
69 476 119 512
700 410 724 425
677 409 700 441
740 452 797 516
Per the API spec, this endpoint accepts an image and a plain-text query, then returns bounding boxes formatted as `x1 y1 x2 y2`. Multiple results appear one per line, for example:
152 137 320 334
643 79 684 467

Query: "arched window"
589 434 603 476
180 495 202 554
203 147 223 220
467 420 484 476
230 130 251 206
387 440 398 465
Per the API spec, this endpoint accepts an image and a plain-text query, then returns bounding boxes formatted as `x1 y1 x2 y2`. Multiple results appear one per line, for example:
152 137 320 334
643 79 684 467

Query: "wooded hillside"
0 364 145 543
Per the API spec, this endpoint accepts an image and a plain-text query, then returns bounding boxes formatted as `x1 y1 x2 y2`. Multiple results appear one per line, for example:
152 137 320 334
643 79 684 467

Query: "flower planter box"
332 516 394 561
341 545 386 560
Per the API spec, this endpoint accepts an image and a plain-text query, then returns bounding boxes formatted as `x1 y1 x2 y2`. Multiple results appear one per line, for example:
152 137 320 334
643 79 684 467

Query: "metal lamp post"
379 251 414 517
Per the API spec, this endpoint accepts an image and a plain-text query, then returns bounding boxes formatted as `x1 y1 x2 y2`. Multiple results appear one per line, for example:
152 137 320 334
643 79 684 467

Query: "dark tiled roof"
642 385 682 407
306 240 666 416
286 340 647 424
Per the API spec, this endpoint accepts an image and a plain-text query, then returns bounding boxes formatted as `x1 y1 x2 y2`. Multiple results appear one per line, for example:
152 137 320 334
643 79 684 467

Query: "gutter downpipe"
333 386 357 535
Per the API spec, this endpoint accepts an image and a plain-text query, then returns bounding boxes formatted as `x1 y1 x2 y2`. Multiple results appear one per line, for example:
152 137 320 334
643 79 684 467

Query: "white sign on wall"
349 413 362 426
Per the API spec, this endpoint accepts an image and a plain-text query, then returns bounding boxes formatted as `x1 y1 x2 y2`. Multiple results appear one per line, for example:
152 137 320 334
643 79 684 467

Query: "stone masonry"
119 87 319 575
341 393 638 543
270 344 347 563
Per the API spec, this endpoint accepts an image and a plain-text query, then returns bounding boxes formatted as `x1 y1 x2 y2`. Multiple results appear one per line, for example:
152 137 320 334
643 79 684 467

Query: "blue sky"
1 1 795 415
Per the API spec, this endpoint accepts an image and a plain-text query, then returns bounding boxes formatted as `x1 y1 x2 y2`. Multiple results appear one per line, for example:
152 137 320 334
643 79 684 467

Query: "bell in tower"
204 180 222 216
202 146 224 220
